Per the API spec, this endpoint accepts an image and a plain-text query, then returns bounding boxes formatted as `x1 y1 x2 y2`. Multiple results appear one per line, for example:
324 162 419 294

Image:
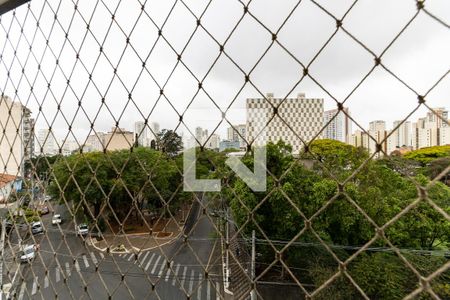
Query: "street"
7 195 223 299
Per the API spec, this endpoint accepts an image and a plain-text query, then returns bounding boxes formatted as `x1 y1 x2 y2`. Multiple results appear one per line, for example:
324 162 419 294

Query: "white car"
20 245 37 263
31 221 44 235
76 224 88 236
52 214 62 225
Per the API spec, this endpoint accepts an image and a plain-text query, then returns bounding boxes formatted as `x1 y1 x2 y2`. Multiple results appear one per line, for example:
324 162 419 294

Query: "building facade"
104 127 134 151
37 128 58 156
134 121 160 147
246 93 324 153
219 140 241 152
323 108 351 143
0 96 33 176
227 124 246 148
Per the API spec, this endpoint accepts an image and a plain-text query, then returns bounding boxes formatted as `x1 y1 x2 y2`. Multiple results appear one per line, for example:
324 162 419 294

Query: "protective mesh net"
0 0 449 299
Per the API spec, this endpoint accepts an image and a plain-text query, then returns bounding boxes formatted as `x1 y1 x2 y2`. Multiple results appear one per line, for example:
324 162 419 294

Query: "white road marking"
138 252 149 266
164 267 171 281
31 277 38 295
150 255 161 274
65 262 71 277
82 255 89 268
17 282 26 300
189 270 195 294
157 259 167 276
207 280 211 300
172 264 180 285
99 252 105 259
180 266 187 288
44 275 49 288
90 252 98 265
56 267 60 282
127 253 134 262
145 253 156 271
197 274 203 300
75 260 81 272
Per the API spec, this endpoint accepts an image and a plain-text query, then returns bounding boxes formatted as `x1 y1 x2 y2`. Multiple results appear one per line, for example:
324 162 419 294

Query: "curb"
89 202 193 253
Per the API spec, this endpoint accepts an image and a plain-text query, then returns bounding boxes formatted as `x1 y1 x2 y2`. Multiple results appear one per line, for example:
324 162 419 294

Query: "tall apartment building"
227 124 246 148
205 133 220 150
0 96 34 176
134 121 160 147
37 128 58 156
350 121 388 155
412 108 449 149
323 108 351 143
246 93 324 153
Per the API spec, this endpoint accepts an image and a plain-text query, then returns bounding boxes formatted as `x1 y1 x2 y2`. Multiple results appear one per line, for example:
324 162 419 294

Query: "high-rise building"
246 93 324 153
134 121 160 147
323 108 351 143
205 133 220 150
227 124 246 148
0 96 33 176
37 129 58 156
411 108 449 149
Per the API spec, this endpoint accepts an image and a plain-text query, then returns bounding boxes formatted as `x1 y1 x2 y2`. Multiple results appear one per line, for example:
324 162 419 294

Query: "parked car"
20 244 37 263
39 206 50 215
4 220 13 233
76 224 88 236
31 221 44 235
51 214 62 225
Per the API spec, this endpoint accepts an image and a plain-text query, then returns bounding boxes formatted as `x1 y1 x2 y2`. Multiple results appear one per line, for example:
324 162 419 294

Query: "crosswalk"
15 251 221 300
117 252 220 299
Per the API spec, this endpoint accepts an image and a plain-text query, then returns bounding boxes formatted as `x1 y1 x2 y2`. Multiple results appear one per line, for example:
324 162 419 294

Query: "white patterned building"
246 93 324 153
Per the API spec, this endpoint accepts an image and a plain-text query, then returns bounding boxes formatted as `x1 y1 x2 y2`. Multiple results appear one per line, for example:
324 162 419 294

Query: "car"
39 206 50 215
44 195 52 201
31 221 44 235
51 214 62 225
76 224 88 236
4 220 13 233
20 244 37 263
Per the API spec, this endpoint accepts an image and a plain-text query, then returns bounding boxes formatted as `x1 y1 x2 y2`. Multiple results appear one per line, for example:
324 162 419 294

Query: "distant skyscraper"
0 96 33 176
323 108 351 143
37 129 58 156
412 108 449 149
246 93 324 153
205 133 220 150
134 121 160 147
391 121 411 147
227 124 246 148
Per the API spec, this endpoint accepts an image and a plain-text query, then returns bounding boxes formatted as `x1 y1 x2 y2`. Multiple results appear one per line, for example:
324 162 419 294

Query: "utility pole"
225 212 230 289
250 230 256 300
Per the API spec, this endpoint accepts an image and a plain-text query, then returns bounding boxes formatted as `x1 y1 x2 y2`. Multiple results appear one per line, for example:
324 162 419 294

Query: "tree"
156 129 183 156
48 147 184 225
224 140 450 296
404 145 450 165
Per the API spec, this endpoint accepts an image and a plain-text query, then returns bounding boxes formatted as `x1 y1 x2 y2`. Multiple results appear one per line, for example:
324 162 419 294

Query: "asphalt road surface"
9 195 223 299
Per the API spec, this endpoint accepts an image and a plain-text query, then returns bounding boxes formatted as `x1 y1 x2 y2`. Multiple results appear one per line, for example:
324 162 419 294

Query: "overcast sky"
0 0 448 145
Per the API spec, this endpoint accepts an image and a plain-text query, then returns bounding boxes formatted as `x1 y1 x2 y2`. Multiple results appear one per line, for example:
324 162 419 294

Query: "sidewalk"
90 215 184 253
